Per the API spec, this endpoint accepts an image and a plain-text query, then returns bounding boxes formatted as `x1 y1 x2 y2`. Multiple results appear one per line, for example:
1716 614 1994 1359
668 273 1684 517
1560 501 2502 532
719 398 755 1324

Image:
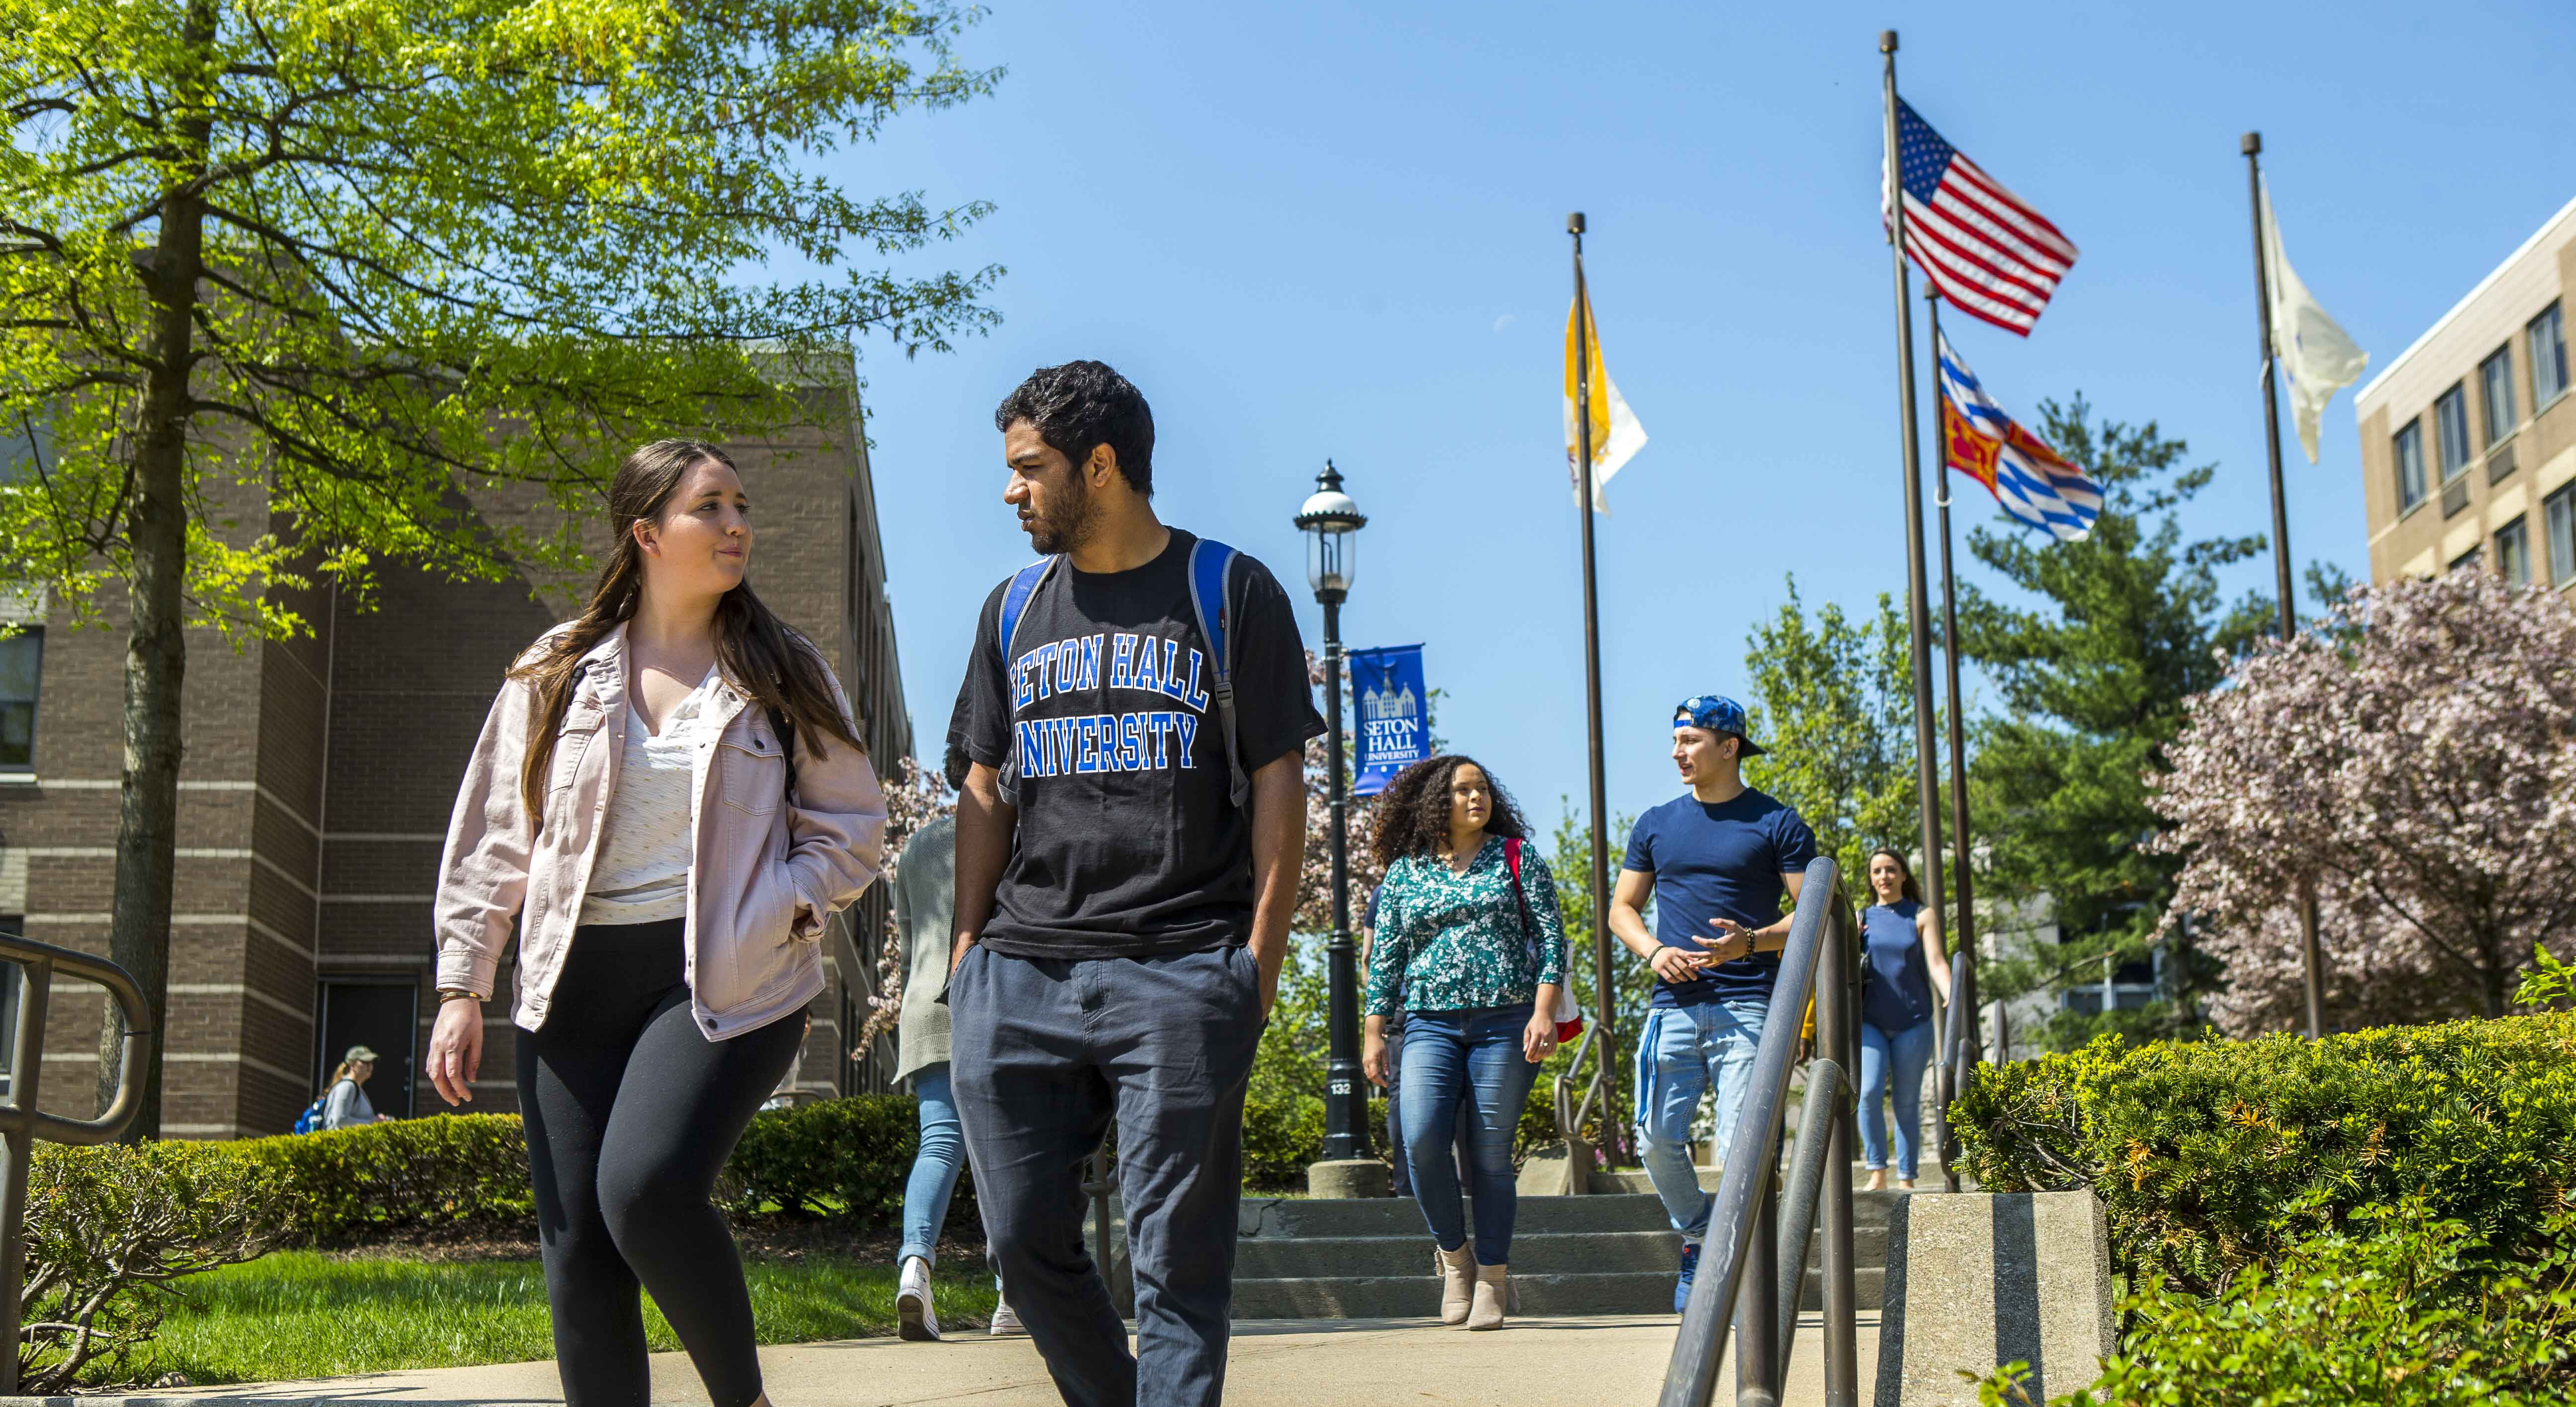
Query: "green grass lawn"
112 1252 1001 1388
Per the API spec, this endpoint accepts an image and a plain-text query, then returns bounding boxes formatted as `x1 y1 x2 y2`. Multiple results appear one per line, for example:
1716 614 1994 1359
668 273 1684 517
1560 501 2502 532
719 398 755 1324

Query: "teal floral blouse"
1366 835 1570 1016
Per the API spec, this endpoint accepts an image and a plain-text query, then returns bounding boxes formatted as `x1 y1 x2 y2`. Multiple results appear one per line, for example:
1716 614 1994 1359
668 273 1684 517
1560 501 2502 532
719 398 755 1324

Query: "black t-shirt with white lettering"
961 529 1326 959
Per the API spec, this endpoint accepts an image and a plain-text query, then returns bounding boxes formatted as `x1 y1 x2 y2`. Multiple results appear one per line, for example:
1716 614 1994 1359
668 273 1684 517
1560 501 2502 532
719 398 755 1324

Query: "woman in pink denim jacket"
428 439 886 1407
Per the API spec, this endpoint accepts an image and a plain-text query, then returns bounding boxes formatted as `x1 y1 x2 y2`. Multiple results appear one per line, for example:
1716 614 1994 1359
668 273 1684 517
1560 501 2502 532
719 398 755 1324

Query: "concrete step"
1238 1193 1675 1238
1232 1221 1888 1278
1226 1263 1888 1318
1236 1230 1680 1278
1231 1270 1680 1318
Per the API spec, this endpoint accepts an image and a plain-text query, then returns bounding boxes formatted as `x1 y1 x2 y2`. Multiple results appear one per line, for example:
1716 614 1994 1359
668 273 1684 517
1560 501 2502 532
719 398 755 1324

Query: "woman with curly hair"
1361 754 1568 1330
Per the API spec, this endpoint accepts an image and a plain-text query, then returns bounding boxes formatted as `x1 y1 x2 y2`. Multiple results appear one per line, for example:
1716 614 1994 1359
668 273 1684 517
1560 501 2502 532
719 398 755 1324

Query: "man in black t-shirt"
948 361 1322 1407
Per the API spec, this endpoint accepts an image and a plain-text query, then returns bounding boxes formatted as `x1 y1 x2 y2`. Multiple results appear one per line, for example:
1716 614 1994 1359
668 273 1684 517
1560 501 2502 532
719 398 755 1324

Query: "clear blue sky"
823 0 2576 828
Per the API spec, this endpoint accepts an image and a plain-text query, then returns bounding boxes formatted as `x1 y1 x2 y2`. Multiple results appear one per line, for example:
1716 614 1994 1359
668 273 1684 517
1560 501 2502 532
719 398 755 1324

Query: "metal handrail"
0 932 157 1394
1660 859 1859 1407
1552 1020 1603 1153
1932 947 1977 1193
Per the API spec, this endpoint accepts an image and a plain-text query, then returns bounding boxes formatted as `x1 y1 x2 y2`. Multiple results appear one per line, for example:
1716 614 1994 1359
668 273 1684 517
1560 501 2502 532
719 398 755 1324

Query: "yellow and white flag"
1564 288 1647 513
2260 177 2368 465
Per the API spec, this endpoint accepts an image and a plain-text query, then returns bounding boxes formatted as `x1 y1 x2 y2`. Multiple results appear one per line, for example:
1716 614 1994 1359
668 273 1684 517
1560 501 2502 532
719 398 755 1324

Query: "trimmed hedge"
725 1094 977 1232
1954 1014 2576 1297
1983 1202 2576 1407
236 1113 533 1244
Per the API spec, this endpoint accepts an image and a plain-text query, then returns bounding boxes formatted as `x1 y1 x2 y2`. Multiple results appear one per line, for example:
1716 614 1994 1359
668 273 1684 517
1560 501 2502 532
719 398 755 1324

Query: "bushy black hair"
1368 754 1531 868
993 360 1155 497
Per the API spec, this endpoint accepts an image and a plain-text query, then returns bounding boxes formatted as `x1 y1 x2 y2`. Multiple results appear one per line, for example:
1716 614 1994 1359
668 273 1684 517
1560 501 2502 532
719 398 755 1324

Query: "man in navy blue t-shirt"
1607 693 1816 1311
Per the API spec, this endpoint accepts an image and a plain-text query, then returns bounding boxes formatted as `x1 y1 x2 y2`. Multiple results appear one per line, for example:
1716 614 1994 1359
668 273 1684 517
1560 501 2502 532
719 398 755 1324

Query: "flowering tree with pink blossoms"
853 756 957 1052
2149 571 2576 1032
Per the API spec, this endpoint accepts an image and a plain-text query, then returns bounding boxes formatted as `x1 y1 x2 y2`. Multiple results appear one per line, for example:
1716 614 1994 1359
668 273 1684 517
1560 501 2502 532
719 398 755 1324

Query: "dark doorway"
316 981 418 1119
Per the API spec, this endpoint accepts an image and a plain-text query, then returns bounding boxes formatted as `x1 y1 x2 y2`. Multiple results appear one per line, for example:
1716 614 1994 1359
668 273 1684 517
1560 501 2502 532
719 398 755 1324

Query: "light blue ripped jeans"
1632 998 1770 1245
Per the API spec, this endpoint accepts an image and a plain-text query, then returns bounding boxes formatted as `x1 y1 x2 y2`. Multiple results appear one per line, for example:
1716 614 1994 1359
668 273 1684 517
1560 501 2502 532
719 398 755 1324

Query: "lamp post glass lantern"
1294 462 1374 1177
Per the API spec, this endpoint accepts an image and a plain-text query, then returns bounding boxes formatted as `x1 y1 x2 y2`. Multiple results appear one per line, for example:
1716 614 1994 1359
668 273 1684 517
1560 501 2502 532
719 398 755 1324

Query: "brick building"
0 366 914 1136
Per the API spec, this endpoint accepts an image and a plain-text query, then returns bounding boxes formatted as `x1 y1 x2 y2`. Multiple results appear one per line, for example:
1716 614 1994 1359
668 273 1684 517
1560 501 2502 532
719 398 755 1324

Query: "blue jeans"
1397 1005 1543 1266
1859 1018 1936 1180
899 1063 967 1267
1632 999 1769 1245
1382 1013 1471 1199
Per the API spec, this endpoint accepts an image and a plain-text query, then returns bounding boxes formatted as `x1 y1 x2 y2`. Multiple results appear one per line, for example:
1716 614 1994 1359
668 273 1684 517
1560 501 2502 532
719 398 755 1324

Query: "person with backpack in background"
316 1045 394 1129
949 361 1322 1407
892 717 1024 1342
1360 755 1571 1331
425 439 887 1407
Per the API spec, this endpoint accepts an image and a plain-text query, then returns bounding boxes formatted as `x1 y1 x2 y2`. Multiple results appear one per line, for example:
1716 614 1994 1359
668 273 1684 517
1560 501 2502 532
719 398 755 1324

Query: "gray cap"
343 1045 379 1065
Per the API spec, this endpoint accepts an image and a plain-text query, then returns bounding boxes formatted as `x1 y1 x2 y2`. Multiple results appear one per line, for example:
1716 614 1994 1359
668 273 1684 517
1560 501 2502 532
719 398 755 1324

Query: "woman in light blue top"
1858 849 1951 1190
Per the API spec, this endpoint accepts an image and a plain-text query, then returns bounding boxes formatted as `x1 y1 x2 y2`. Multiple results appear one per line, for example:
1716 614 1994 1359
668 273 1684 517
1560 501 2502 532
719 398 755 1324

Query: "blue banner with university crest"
1349 644 1427 797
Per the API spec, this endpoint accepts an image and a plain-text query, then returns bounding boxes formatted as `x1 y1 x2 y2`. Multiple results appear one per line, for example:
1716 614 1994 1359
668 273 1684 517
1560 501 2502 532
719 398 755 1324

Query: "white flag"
1564 289 1648 512
2261 178 2368 465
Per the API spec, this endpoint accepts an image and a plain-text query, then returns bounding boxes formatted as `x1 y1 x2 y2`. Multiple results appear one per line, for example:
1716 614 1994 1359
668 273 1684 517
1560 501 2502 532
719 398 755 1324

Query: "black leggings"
518 918 803 1407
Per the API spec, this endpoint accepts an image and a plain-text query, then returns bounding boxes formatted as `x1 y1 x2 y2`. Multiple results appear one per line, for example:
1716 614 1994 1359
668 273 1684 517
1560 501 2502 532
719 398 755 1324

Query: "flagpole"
1569 212 1619 1141
1925 290 1981 1068
1883 30 1959 1192
2243 131 2327 1041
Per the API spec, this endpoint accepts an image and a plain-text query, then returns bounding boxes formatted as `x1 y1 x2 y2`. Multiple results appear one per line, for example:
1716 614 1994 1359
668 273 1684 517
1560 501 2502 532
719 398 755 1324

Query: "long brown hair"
1866 848 1924 906
511 440 866 823
1368 754 1530 869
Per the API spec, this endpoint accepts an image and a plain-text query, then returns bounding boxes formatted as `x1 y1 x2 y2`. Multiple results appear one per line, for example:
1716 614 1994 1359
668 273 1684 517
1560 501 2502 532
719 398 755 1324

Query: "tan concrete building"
0 357 915 1136
2356 196 2576 589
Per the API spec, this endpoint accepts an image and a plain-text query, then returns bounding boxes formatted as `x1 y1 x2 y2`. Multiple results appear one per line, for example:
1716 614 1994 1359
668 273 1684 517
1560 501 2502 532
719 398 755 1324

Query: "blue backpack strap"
997 556 1058 663
993 556 1059 807
1183 538 1251 807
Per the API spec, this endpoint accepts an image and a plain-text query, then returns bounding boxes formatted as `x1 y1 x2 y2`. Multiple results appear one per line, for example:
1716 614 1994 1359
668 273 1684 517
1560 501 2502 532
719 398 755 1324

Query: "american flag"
1936 328 2102 541
1887 99 2078 336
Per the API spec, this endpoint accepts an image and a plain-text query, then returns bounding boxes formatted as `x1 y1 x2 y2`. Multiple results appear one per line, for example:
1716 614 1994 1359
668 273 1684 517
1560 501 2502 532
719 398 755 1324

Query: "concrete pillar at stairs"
1305 1158 1390 1199
1877 1191 2115 1407
1514 1137 1592 1197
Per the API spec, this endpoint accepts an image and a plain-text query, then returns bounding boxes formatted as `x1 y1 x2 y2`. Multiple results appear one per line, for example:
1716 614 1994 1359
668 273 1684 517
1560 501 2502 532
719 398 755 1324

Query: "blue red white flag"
1935 329 2102 541
1886 99 2079 336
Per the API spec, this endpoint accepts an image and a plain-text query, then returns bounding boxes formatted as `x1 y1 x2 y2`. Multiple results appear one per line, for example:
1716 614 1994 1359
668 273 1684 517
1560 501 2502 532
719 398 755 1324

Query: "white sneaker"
988 1300 1028 1336
897 1256 941 1342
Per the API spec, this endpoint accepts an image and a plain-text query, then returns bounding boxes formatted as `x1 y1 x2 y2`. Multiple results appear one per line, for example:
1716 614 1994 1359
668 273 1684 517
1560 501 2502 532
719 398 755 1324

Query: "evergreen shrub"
1979 1202 2576 1407
236 1113 533 1244
722 1093 977 1232
1953 1015 2576 1296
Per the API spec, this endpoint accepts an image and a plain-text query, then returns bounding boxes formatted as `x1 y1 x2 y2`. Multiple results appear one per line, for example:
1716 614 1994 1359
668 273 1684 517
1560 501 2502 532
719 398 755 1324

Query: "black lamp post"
1295 462 1374 1180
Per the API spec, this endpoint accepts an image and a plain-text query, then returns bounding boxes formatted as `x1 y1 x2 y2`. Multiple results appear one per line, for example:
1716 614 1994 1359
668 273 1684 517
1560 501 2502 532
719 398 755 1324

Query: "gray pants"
950 943 1264 1407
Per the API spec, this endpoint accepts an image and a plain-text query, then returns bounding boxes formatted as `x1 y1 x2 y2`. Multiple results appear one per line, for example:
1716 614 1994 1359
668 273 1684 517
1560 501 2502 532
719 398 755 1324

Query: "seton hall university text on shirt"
1010 629 1213 778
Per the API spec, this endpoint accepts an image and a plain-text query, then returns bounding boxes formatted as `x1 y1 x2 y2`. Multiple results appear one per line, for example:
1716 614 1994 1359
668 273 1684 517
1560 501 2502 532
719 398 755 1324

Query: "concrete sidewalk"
17 1313 1880 1406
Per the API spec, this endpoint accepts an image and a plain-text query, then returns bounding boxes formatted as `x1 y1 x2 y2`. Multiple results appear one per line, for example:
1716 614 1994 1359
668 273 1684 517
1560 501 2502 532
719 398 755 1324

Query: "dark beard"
1027 473 1099 554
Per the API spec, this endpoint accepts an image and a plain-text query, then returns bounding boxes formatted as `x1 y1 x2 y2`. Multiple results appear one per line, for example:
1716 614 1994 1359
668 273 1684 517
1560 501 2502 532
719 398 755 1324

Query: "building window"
2534 302 2569 407
2548 483 2576 589
2496 515 2531 587
2449 545 2484 574
0 630 40 773
2480 346 2517 444
2435 384 2473 482
2393 420 2426 512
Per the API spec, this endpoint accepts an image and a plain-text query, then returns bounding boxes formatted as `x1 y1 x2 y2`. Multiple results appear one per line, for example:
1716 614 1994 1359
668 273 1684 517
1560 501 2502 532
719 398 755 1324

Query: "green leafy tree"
1956 397 2269 1043
0 0 1001 1134
1741 578 1920 902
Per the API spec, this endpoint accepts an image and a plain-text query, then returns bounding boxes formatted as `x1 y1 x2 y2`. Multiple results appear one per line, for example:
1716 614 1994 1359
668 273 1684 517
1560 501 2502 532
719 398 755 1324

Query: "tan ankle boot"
1435 1244 1478 1326
1468 1263 1509 1329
